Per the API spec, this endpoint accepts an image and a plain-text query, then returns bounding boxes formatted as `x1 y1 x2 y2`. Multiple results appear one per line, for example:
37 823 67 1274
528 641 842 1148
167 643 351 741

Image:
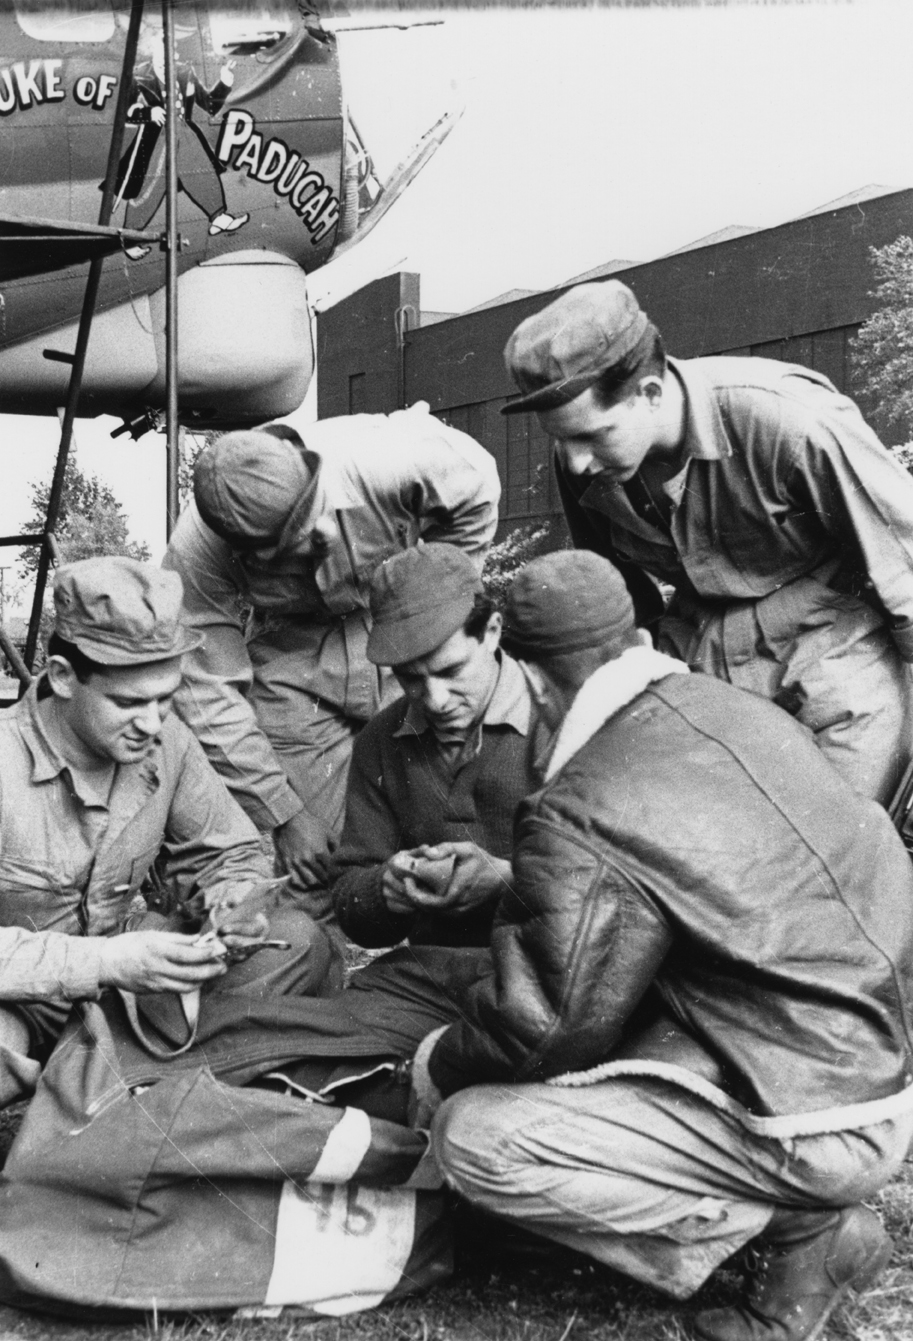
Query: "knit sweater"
331 655 543 948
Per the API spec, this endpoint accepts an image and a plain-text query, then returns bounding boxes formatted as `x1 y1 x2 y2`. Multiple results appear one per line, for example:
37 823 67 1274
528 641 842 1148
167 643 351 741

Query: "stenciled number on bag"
311 1182 378 1236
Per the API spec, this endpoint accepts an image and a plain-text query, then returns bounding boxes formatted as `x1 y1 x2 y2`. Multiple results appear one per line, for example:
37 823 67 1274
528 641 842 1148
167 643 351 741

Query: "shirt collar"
668 356 732 463
650 357 732 508
17 678 69 785
16 676 158 807
393 651 532 739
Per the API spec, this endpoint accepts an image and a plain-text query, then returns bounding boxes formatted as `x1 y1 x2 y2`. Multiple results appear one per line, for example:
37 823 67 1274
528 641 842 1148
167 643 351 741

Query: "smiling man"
0 556 339 1109
331 542 545 951
502 279 913 804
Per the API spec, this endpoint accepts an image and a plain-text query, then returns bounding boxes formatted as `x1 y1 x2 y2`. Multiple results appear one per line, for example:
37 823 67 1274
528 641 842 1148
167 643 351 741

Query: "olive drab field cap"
53 556 202 666
502 550 635 656
366 543 483 667
193 428 314 550
502 280 652 415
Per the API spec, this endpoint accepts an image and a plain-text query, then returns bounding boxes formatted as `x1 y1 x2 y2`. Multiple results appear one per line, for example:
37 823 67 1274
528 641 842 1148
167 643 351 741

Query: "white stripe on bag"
309 1107 372 1183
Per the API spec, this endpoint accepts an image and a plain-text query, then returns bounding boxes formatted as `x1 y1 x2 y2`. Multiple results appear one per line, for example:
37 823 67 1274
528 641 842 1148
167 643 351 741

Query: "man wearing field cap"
0 556 340 1109
331 542 545 951
502 279 913 805
163 408 500 901
420 550 913 1341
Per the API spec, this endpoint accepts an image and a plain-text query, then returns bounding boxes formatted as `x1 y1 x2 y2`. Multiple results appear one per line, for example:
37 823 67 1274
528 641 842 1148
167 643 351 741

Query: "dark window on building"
348 372 366 415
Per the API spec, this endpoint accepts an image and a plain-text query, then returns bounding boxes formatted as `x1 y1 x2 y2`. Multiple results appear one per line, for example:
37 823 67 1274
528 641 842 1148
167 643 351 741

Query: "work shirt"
557 356 913 658
164 404 501 831
332 654 544 949
0 683 272 1004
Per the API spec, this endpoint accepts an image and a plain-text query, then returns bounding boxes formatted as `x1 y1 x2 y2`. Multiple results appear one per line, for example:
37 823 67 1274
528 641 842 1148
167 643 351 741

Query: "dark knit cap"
366 543 483 667
502 551 635 656
502 279 653 415
193 429 313 549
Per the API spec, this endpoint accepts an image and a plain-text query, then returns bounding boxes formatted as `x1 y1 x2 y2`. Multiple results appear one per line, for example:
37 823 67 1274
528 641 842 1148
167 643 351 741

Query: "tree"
19 455 150 579
178 430 211 509
482 519 562 605
850 235 913 445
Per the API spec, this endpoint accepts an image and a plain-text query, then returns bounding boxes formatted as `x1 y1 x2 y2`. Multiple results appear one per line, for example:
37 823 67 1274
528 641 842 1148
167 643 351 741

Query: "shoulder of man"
305 408 497 483
352 694 412 758
678 354 846 418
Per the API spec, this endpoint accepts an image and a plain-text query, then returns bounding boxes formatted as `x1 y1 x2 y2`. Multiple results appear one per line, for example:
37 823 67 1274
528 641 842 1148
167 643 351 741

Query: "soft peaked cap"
502 551 635 656
366 543 483 667
193 429 312 548
53 556 201 666
502 280 650 415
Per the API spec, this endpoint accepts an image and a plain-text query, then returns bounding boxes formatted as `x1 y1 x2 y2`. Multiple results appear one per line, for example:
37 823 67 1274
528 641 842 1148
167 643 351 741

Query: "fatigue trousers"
659 582 913 806
0 902 343 1111
248 624 399 839
433 1077 913 1299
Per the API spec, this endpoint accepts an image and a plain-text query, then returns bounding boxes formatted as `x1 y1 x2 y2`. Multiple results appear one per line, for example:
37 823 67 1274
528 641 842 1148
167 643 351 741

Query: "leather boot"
693 1204 893 1341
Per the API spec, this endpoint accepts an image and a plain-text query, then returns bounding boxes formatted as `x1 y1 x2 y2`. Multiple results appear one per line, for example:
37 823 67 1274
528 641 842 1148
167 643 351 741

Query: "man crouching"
0 556 341 1108
415 550 913 1341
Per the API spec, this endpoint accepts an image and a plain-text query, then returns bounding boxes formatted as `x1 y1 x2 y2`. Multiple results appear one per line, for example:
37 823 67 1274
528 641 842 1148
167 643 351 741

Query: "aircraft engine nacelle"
0 251 312 428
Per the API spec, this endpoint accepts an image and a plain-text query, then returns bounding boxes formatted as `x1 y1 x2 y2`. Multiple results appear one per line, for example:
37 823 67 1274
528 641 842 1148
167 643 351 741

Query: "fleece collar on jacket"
544 645 689 781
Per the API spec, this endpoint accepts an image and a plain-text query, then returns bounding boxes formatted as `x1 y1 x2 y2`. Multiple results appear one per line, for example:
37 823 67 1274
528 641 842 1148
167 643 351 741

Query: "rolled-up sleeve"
162 505 304 830
0 926 105 1003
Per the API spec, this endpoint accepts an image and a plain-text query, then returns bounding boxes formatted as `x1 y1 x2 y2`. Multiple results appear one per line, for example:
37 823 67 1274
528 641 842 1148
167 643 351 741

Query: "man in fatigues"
501 280 913 803
163 407 500 896
417 551 913 1341
0 557 340 1109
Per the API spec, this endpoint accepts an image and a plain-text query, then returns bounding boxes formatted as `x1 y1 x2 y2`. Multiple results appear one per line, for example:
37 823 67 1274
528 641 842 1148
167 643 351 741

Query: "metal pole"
163 0 180 537
23 0 145 672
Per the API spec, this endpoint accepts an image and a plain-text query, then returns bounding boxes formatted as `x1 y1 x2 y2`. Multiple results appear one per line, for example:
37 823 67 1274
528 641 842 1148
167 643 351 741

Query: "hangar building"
317 185 913 539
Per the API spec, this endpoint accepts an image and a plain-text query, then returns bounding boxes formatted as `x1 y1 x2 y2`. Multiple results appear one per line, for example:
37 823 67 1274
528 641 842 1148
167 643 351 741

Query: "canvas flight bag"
0 947 490 1320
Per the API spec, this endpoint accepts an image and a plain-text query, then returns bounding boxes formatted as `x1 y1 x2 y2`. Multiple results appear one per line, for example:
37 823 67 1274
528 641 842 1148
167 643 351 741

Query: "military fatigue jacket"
164 405 501 830
557 356 913 659
0 683 271 1003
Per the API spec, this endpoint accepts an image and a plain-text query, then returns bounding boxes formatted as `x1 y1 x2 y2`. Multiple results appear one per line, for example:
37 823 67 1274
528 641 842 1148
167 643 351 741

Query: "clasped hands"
381 841 512 917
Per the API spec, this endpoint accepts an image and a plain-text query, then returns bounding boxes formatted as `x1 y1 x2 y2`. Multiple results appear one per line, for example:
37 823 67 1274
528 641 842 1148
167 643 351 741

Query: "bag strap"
117 988 201 1060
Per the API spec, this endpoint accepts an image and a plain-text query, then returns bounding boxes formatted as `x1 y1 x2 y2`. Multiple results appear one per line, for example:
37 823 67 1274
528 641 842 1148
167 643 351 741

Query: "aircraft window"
209 5 295 58
14 1 115 43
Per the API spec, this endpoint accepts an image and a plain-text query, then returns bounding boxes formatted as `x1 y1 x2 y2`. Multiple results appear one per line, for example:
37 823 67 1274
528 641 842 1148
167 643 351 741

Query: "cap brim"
366 594 476 667
501 368 604 416
68 626 204 667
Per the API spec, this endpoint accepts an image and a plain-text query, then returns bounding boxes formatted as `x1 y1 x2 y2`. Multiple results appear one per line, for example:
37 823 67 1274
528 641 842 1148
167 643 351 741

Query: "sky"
4 0 913 612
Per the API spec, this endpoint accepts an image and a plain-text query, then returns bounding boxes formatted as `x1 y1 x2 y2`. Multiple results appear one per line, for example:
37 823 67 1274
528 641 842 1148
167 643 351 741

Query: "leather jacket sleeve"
428 804 674 1095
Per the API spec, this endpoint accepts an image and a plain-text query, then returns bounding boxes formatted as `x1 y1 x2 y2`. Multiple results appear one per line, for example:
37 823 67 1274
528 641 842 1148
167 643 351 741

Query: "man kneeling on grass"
0 556 340 1108
411 550 913 1341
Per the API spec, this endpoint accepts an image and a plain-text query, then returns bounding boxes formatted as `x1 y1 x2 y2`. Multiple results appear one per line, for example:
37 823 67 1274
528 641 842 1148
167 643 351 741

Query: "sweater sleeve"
330 719 419 948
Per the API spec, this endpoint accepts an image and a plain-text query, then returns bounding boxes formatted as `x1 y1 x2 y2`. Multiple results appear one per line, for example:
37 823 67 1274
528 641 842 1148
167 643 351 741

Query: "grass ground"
0 1093 909 1341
